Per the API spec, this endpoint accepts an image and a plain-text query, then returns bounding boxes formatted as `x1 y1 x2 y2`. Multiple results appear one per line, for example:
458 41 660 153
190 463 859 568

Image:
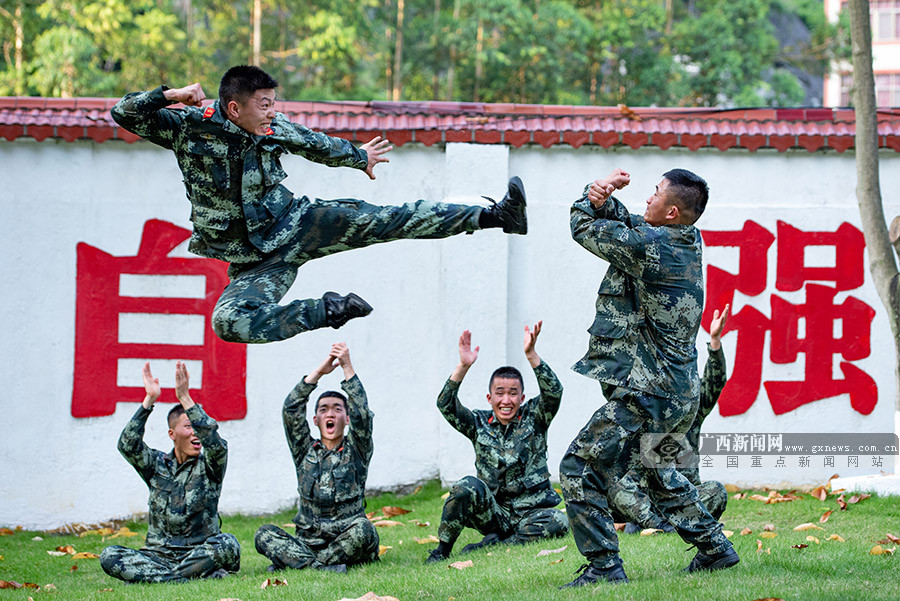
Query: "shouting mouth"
190 438 201 450
325 419 336 436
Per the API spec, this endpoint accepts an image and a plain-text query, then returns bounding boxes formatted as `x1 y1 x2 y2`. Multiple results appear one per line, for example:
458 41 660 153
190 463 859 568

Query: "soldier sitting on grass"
100 362 240 583
255 343 377 573
426 322 569 563
614 305 731 534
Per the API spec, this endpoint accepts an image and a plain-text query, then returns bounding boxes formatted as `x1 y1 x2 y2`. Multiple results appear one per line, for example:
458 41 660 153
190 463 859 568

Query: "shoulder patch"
203 105 215 119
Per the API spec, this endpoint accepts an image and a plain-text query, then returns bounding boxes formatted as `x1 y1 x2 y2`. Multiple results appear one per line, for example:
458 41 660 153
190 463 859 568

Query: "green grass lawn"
1 480 898 601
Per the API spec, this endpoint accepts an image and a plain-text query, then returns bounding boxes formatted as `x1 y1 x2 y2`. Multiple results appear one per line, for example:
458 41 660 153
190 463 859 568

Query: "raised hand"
174 361 194 408
524 321 543 368
458 330 480 368
331 342 355 380
361 136 393 180
588 168 631 208
142 362 160 408
163 83 206 107
709 304 730 350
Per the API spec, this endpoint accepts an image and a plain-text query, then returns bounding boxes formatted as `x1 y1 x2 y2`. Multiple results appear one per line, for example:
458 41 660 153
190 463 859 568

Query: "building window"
840 72 900 105
841 0 900 42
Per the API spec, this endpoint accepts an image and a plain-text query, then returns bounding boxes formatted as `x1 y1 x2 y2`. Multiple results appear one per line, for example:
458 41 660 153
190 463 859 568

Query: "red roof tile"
1 96 900 152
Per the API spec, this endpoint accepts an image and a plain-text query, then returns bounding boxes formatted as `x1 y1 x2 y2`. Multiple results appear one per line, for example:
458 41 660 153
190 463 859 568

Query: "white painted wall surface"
0 137 898 528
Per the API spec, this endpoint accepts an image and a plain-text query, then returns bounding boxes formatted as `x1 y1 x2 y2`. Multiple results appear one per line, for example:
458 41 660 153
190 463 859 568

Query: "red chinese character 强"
702 220 876 416
72 220 247 420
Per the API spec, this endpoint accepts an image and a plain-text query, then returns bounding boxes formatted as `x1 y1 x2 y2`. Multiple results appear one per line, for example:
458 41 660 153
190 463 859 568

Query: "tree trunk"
392 0 405 101
447 0 461 99
432 0 441 99
849 0 900 412
252 0 261 66
474 18 483 102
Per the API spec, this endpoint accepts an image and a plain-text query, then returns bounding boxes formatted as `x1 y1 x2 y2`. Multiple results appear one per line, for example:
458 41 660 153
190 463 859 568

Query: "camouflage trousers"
438 476 569 547
611 479 728 529
559 386 731 569
254 515 379 568
212 197 482 343
99 533 240 583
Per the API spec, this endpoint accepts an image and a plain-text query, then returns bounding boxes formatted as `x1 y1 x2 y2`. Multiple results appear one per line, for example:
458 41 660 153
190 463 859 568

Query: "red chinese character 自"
701 220 877 417
72 220 247 421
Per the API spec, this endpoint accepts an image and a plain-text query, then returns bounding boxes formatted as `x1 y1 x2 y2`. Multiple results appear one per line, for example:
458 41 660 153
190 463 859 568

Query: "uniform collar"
312 439 344 453
487 413 522 426
204 100 254 137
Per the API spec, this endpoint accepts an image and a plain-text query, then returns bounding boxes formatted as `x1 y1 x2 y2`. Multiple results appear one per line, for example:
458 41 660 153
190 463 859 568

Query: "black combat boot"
460 533 502 554
480 176 527 234
322 291 373 329
683 546 739 573
559 560 629 588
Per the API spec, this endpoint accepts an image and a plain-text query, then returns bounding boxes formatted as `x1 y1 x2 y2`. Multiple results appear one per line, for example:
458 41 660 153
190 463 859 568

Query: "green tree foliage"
0 0 848 107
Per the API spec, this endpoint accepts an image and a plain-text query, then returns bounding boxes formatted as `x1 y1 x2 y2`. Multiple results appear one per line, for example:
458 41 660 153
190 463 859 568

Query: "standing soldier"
255 343 376 573
615 306 731 534
426 322 568 563
111 65 527 344
559 169 738 587
100 363 240 582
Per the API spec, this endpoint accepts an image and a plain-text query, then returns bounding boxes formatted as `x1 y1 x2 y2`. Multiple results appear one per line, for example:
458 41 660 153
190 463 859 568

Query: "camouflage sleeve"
531 360 563 429
110 86 185 150
186 404 228 483
436 379 477 440
271 114 368 170
697 343 727 422
570 197 648 279
283 378 316 468
117 405 162 485
342 375 374 464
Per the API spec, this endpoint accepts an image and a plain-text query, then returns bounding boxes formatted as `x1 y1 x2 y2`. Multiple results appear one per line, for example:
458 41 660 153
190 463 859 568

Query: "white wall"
1 137 898 528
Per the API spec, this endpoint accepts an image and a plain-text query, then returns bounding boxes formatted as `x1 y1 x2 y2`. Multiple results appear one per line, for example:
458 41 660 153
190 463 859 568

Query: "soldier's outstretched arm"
272 116 370 170
697 305 729 422
437 331 478 439
523 322 563 428
284 351 339 466
333 344 375 463
175 362 228 482
117 363 163 484
110 84 201 149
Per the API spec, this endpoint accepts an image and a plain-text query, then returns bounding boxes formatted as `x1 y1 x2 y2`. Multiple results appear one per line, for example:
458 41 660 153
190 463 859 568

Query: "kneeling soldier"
100 362 240 583
255 343 377 573
427 322 568 563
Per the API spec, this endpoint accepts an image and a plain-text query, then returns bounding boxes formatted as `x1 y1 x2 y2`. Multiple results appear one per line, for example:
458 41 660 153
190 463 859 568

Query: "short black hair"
662 168 708 224
167 404 186 428
488 366 524 393
315 391 347 413
219 65 279 107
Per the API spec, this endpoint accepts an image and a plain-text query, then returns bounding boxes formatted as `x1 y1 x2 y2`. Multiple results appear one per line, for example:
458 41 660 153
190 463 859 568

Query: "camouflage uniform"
436 361 569 548
609 344 728 527
100 404 240 582
559 194 732 570
255 375 378 568
111 87 485 343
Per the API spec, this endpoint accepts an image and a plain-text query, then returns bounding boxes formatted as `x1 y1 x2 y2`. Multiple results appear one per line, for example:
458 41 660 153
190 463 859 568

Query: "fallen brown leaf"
806 536 820 544
810 486 827 501
724 484 741 493
372 520 404 528
536 545 567 557
56 546 76 555
415 535 440 544
640 528 662 536
260 577 287 588
72 552 100 559
549 558 564 564
365 512 376 520
764 524 776 531
793 523 824 532
826 534 846 542
837 494 847 510
0 580 22 589
791 544 808 549
760 532 777 539
69 566 77 573
723 530 734 538
79 528 114 537
740 528 753 535
613 523 626 532
820 510 833 523
408 520 430 527
448 560 473 570
412 485 423 494
106 527 141 540
886 533 900 544
870 545 885 555
42 584 57 591
378 545 393 556
749 494 770 502
381 506 411 517
0 528 14 536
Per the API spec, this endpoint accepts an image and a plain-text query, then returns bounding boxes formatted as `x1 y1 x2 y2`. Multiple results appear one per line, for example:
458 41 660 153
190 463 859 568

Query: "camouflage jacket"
684 344 727 482
118 404 227 548
570 194 704 401
437 361 563 514
283 375 373 529
110 86 368 264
